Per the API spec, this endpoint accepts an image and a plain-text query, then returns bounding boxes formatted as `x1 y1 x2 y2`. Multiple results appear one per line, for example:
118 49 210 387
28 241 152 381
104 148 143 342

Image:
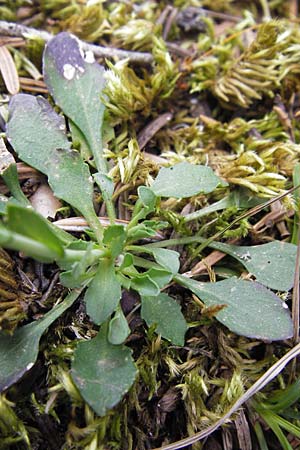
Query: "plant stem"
63 248 106 263
85 211 104 244
0 225 106 263
93 173 116 223
0 227 59 261
183 196 230 223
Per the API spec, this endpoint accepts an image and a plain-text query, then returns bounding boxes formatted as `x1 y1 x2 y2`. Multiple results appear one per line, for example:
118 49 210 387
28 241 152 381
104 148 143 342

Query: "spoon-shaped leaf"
151 162 226 198
43 32 106 172
0 289 82 392
176 275 293 340
71 325 137 416
7 94 102 240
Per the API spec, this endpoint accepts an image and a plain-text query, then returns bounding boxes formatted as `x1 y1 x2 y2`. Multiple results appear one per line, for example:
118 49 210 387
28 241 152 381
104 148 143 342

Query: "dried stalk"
0 20 153 65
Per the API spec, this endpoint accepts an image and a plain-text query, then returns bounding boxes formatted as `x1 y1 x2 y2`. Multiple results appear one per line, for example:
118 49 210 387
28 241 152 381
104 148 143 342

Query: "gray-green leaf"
85 258 121 325
141 293 187 345
151 248 180 274
151 162 225 198
7 203 64 261
0 289 82 392
176 275 293 340
71 325 137 416
206 240 297 291
108 307 131 345
43 32 107 172
7 94 99 230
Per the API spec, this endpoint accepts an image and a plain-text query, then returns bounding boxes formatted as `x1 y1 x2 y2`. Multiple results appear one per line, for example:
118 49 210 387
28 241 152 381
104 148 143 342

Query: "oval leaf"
71 325 137 416
176 275 293 341
43 32 106 172
7 94 98 227
108 307 130 345
141 293 187 346
151 162 225 198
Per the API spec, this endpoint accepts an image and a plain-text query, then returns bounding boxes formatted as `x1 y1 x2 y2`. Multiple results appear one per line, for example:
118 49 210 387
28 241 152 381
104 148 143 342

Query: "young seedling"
0 32 295 417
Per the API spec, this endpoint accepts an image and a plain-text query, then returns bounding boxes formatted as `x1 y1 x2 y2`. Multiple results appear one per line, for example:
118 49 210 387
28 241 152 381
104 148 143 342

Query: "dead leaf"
0 46 19 95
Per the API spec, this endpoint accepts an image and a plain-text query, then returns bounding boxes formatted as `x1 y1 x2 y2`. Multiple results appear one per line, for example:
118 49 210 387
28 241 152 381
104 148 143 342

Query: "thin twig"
137 112 173 150
0 20 153 65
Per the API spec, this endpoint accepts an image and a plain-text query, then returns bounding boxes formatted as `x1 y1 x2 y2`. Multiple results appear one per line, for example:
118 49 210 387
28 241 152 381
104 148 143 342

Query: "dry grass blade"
155 342 300 450
0 45 19 95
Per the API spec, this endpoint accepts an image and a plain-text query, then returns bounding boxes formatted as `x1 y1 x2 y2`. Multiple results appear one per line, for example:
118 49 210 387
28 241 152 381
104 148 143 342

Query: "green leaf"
146 267 173 288
292 163 300 244
138 186 156 211
85 258 121 325
0 224 61 263
71 325 137 416
108 306 131 345
69 119 93 163
151 248 180 274
94 172 114 199
151 162 225 198
43 32 107 173
130 273 160 296
7 94 101 239
7 203 64 260
0 195 8 214
127 224 157 240
176 275 293 340
0 289 82 392
118 253 134 271
94 172 116 221
60 269 94 288
141 293 187 345
103 225 126 258
0 137 30 206
206 240 297 291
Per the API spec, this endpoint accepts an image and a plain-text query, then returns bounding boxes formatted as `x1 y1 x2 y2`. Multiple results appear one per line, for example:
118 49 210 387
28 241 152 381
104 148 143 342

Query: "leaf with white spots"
0 289 82 392
176 275 293 340
43 32 107 172
204 240 297 291
71 325 137 416
7 94 99 229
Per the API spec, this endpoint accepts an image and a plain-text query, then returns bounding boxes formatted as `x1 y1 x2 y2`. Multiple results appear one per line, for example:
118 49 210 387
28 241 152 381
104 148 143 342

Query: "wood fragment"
234 409 252 450
0 20 153 65
0 45 19 95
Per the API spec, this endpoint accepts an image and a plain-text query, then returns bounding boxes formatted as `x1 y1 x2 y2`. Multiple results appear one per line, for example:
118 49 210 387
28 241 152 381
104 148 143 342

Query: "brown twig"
137 112 173 150
0 20 153 65
19 76 48 94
